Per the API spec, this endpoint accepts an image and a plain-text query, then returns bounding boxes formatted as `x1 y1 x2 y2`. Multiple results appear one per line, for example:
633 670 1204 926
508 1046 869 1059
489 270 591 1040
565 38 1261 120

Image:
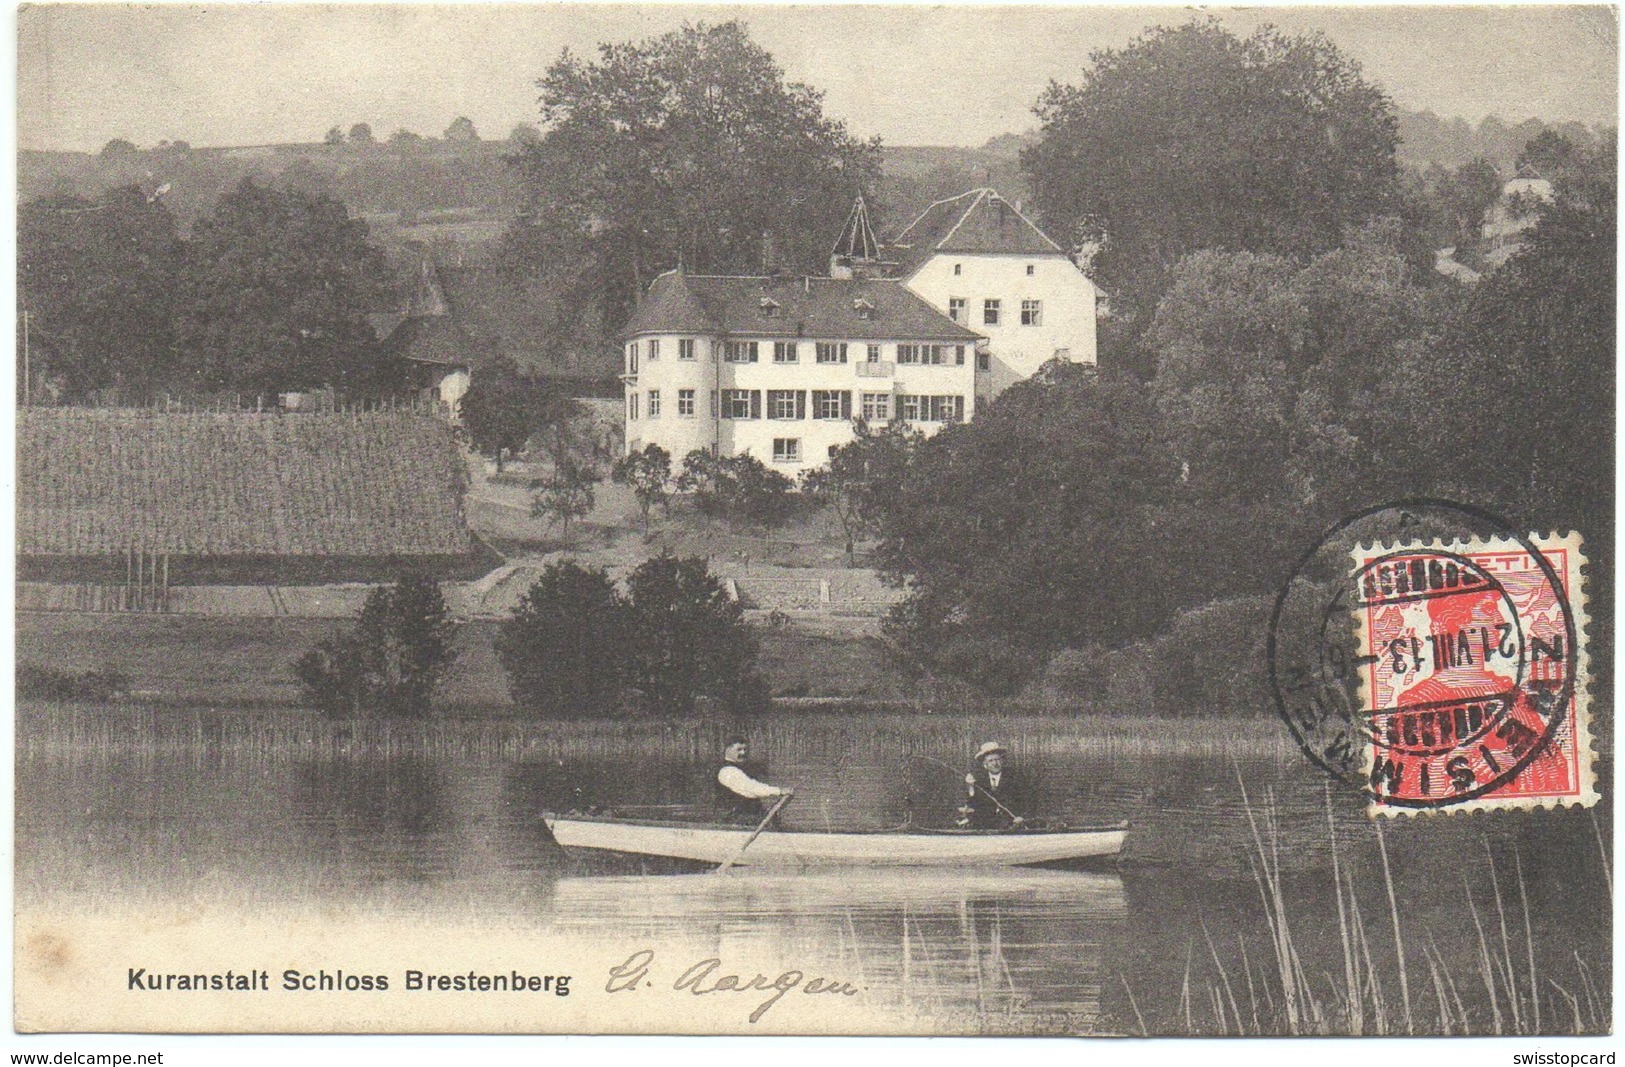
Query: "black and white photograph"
11 2 1617 1053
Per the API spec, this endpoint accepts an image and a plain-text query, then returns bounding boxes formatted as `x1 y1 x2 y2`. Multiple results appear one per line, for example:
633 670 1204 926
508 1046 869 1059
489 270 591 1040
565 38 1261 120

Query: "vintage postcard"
12 2 1615 1054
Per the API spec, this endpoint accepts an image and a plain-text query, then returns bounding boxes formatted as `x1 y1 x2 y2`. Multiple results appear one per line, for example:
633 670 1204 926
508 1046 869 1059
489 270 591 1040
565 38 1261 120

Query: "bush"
1148 595 1274 715
295 575 457 717
677 449 797 528
624 554 764 715
491 553 765 716
495 561 626 715
17 664 131 702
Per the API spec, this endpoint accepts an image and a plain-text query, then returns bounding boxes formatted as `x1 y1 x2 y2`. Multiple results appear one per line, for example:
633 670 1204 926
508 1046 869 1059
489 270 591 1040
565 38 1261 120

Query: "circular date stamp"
1268 501 1594 815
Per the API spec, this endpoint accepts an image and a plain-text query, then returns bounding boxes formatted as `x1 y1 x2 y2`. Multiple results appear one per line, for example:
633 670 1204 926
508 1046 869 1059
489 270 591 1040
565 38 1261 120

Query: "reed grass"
1153 784 1609 1037
18 701 1297 770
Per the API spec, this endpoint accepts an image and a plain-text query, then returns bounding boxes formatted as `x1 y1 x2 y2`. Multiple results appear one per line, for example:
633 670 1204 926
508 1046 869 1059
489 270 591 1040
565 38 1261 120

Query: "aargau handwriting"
606 948 860 1023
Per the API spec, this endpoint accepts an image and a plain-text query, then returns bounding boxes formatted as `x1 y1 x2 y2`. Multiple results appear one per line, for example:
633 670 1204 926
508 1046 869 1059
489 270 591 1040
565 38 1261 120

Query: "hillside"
18 138 1030 248
18 139 524 245
23 110 1609 246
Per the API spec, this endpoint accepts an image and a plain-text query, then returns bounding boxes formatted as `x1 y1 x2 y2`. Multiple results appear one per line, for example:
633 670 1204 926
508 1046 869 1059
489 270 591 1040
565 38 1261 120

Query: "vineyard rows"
19 409 471 557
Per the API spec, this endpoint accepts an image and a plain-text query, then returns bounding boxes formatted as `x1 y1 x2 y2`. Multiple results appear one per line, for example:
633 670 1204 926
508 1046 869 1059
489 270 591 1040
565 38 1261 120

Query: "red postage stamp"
1350 532 1594 816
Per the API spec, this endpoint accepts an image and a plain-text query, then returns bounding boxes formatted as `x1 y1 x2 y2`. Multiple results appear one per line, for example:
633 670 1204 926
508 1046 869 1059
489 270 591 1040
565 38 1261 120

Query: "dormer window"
853 297 875 320
759 296 781 318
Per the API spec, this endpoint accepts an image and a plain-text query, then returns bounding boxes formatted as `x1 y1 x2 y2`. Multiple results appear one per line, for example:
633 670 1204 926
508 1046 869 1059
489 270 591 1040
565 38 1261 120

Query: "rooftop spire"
832 193 881 262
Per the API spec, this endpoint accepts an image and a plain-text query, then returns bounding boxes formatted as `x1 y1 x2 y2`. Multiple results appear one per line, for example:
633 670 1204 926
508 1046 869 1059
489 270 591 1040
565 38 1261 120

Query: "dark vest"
966 767 1023 829
714 760 770 822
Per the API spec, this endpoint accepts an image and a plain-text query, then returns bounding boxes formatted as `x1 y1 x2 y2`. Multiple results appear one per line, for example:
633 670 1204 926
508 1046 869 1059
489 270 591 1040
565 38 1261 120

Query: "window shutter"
751 391 762 419
796 391 806 420
841 391 852 419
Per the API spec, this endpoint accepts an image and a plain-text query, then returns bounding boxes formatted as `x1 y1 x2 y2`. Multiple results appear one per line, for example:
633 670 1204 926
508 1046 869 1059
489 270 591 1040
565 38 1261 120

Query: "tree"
324 126 345 146
1518 129 1585 183
295 575 458 717
623 555 761 715
444 116 480 143
100 138 138 159
508 122 541 146
875 362 1181 694
505 21 882 344
1442 158 1503 244
18 186 182 401
171 178 400 397
801 419 920 565
349 123 375 144
495 561 626 714
1146 222 1449 599
458 356 583 472
1024 20 1399 337
612 443 673 532
389 128 425 148
1412 133 1615 534
531 461 601 538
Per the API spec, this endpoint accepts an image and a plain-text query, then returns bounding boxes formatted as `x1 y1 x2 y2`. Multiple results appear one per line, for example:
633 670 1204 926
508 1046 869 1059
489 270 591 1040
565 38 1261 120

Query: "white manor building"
884 188 1099 396
621 190 1098 473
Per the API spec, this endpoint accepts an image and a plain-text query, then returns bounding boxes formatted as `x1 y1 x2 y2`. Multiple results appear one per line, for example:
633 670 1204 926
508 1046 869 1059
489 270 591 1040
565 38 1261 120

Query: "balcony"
856 361 894 378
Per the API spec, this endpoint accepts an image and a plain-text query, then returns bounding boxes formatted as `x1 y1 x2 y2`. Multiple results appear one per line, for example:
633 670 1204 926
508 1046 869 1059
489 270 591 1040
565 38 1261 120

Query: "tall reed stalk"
1160 785 1606 1038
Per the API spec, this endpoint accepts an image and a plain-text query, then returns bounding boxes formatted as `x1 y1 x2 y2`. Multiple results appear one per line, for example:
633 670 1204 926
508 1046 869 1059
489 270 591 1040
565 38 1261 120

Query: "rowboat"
546 813 1128 867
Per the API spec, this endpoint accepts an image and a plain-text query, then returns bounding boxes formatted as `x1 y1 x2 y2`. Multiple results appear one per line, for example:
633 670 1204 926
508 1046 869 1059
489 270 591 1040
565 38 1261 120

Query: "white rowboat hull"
548 816 1127 867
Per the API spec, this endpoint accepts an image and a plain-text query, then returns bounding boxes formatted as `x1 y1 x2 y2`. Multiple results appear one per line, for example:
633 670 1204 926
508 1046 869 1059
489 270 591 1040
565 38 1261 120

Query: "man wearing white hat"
961 742 1026 830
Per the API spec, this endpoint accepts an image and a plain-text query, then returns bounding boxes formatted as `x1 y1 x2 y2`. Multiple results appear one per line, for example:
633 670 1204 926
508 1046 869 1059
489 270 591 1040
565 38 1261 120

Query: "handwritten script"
605 948 860 1023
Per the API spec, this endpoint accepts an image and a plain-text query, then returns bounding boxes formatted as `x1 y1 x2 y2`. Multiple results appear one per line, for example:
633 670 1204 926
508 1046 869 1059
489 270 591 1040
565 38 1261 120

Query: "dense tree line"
20 178 402 403
871 64 1605 708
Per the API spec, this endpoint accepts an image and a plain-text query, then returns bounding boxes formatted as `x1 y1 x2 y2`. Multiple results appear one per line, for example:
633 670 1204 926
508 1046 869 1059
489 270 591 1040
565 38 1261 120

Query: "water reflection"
547 869 1126 1030
14 706 1612 1034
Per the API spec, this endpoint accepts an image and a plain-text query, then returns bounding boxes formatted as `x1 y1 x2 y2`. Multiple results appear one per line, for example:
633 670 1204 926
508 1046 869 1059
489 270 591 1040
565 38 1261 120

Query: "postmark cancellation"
1350 532 1595 817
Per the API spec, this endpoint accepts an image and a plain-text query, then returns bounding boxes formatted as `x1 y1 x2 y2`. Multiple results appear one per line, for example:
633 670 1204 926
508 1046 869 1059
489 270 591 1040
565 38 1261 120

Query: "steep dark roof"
18 409 471 558
623 272 982 342
385 316 474 367
885 188 1067 277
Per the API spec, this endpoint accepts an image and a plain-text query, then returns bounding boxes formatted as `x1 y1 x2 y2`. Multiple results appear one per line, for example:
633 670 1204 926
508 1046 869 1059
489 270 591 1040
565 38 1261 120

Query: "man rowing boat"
715 736 793 824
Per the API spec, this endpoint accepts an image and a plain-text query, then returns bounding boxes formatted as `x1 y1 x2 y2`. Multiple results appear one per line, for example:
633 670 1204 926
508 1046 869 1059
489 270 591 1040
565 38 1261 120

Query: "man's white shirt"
718 763 782 799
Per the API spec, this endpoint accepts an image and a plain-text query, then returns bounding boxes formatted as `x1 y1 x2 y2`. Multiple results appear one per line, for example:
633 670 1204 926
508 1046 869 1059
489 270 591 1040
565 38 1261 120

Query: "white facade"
903 253 1098 398
435 366 470 420
623 333 977 475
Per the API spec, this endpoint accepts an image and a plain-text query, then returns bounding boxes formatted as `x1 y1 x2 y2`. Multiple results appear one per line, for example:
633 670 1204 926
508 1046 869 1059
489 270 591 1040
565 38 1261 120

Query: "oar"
717 793 792 873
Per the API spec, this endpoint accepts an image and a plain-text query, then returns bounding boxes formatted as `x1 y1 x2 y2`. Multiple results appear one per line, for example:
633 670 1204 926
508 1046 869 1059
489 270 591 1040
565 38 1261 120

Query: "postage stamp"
1269 502 1600 819
1349 532 1594 816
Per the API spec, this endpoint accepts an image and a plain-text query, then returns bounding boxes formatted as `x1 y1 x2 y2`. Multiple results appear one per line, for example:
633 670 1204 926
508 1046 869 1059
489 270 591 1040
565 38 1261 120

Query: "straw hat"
974 741 1008 762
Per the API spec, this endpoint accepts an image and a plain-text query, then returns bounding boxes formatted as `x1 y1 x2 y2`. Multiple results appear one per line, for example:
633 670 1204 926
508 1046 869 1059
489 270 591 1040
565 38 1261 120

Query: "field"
15 611 921 710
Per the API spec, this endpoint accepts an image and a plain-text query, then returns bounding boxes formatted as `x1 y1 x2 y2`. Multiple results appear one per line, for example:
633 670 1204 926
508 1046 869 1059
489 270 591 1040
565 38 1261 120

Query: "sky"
14 4 1620 153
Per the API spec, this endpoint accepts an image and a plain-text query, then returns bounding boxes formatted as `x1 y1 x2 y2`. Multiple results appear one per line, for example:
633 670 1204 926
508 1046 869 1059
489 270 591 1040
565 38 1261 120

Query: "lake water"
15 705 1612 1035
